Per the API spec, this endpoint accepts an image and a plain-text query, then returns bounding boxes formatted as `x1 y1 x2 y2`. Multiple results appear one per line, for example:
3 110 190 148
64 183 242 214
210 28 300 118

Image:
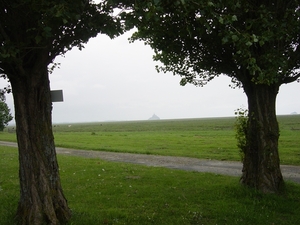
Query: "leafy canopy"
0 0 123 78
0 100 13 131
117 0 300 88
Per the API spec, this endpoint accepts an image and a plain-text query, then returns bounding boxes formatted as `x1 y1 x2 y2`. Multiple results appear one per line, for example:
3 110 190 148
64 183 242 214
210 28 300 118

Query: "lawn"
1 115 300 165
1 146 300 225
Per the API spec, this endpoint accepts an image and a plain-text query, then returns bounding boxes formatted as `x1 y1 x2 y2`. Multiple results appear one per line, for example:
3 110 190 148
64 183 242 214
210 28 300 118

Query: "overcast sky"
1 32 299 124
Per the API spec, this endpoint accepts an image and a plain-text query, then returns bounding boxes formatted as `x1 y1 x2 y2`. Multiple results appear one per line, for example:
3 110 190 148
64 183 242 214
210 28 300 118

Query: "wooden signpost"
50 90 63 102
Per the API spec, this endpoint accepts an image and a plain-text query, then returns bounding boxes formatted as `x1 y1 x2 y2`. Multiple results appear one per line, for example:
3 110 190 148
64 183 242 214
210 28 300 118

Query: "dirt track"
1 141 299 184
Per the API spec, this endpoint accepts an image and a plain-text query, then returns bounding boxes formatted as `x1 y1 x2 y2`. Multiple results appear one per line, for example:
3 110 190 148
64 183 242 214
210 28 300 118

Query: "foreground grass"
1 146 300 224
1 115 300 165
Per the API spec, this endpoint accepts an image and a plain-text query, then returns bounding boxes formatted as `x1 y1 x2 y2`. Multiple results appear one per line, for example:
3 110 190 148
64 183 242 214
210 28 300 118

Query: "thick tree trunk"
9 66 71 224
241 83 284 193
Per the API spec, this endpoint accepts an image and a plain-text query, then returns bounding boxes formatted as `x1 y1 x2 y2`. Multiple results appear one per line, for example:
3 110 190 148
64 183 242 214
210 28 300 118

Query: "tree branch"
281 73 300 84
0 22 10 42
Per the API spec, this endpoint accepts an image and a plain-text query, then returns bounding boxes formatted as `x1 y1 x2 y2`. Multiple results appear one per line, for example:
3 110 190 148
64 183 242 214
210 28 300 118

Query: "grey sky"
1 32 299 124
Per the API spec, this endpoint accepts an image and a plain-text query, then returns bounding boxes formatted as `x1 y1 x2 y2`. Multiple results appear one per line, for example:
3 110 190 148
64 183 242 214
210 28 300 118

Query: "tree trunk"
9 66 71 224
241 83 284 193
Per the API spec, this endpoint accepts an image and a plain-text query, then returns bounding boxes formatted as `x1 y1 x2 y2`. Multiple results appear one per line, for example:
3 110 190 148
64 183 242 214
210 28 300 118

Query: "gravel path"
1 141 300 184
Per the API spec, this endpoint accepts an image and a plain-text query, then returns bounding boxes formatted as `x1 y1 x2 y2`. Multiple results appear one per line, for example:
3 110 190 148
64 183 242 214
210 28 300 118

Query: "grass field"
0 116 300 224
1 146 300 225
1 115 300 165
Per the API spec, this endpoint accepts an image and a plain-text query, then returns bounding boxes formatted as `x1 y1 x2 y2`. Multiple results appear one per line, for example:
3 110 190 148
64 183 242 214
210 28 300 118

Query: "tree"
117 0 300 193
0 0 123 224
0 99 13 131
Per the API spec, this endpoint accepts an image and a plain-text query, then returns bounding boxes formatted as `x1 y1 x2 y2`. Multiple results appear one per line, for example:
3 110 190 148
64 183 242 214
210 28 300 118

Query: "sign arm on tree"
0 0 124 224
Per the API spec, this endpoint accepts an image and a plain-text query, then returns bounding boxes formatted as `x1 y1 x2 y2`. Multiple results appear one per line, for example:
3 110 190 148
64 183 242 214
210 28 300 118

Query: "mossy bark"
241 83 284 193
9 65 71 224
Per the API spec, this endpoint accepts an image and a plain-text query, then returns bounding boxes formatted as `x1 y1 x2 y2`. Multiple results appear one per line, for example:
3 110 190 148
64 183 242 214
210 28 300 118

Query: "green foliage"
118 0 300 86
0 101 13 131
0 0 123 77
1 146 300 225
0 2 125 222
234 107 248 161
117 0 299 191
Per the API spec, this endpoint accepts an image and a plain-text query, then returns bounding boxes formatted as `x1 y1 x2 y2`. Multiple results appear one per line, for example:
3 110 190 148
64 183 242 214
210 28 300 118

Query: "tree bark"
241 83 284 193
9 65 71 224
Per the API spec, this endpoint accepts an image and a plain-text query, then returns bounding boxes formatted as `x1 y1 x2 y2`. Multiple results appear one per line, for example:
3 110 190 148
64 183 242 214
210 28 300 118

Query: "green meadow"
1 146 300 225
1 115 300 224
2 115 300 165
